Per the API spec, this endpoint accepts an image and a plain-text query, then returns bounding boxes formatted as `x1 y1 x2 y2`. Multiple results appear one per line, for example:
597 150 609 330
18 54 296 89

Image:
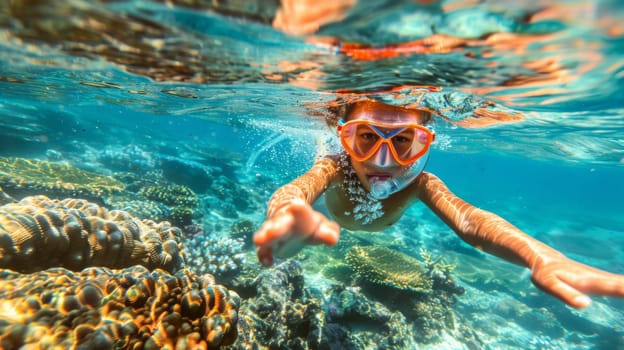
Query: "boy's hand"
253 199 340 266
530 255 624 308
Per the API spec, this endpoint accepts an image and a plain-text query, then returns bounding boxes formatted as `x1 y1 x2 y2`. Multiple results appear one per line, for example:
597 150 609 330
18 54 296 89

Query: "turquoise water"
1 0 623 349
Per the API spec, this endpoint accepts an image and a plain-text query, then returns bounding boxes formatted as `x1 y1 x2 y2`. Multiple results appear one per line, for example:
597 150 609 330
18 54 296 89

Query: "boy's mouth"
367 173 392 182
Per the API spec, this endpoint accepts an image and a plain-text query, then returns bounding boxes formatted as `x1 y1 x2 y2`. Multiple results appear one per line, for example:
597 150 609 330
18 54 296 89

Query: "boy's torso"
324 171 419 231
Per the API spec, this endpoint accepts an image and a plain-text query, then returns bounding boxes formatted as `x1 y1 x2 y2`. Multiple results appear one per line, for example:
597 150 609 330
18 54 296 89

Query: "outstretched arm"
254 157 341 266
416 171 624 308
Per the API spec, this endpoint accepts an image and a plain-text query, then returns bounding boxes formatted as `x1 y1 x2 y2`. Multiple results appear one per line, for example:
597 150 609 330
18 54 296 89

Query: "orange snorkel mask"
337 119 435 199
337 119 435 166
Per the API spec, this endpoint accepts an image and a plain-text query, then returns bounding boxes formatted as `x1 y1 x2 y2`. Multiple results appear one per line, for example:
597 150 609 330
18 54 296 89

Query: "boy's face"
345 100 428 192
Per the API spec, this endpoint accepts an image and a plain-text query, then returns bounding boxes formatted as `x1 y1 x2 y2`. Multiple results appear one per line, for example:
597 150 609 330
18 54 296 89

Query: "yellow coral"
345 246 433 293
0 157 124 201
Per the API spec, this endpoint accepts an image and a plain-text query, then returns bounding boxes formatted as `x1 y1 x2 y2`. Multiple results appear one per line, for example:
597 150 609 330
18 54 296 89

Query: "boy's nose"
371 143 395 168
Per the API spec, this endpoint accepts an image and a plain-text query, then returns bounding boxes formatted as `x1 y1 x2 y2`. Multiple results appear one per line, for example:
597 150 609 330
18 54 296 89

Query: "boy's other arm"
266 156 339 218
254 157 341 266
416 171 624 308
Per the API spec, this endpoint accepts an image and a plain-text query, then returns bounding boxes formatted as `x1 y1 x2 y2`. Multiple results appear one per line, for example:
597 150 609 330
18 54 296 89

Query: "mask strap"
423 125 435 142
337 119 345 133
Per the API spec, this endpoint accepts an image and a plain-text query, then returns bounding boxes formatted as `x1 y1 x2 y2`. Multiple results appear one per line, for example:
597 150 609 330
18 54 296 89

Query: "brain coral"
0 196 184 273
0 157 124 201
345 246 433 293
0 265 240 349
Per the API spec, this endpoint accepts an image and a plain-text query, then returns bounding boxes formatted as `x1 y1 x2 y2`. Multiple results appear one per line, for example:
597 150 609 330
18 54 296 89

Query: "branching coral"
419 248 457 276
183 233 246 280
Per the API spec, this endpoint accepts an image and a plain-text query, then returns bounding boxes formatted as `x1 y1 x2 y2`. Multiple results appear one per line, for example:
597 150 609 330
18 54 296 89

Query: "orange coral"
0 196 185 273
0 266 239 349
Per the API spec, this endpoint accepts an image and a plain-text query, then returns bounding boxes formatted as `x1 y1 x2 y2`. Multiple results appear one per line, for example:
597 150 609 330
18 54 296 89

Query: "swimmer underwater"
253 98 624 309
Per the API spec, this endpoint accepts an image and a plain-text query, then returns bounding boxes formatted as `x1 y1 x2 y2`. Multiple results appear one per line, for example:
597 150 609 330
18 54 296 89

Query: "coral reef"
183 232 246 281
0 265 240 349
224 260 416 349
229 219 256 249
418 248 465 296
345 246 467 344
323 285 415 348
208 175 254 213
107 197 173 223
140 183 199 226
226 260 325 349
345 245 433 293
139 184 199 209
0 196 184 273
0 157 124 202
109 171 162 193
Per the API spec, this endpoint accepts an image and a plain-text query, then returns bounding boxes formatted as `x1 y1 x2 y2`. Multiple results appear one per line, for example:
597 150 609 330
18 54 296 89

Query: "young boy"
253 99 624 308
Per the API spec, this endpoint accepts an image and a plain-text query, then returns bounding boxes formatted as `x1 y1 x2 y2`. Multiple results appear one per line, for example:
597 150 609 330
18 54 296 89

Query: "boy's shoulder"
312 154 342 169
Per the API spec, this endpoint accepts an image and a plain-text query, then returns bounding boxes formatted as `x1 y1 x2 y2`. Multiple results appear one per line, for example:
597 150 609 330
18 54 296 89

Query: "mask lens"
393 128 429 162
341 122 381 159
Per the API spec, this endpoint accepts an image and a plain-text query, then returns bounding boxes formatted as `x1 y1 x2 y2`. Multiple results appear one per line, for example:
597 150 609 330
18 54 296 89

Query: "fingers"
253 200 341 267
558 269 624 298
256 245 274 267
531 274 592 308
253 213 295 246
309 219 340 246
287 202 340 245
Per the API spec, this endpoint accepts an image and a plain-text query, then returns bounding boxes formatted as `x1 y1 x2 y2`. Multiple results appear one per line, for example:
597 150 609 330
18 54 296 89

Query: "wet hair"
324 99 355 129
324 98 434 130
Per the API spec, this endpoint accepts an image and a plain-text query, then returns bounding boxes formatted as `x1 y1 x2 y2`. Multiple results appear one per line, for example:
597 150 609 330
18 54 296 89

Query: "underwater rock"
0 196 185 273
323 284 414 348
0 265 240 349
226 260 325 349
345 245 433 293
98 144 158 173
0 157 124 203
160 156 215 193
208 175 255 215
492 298 564 338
